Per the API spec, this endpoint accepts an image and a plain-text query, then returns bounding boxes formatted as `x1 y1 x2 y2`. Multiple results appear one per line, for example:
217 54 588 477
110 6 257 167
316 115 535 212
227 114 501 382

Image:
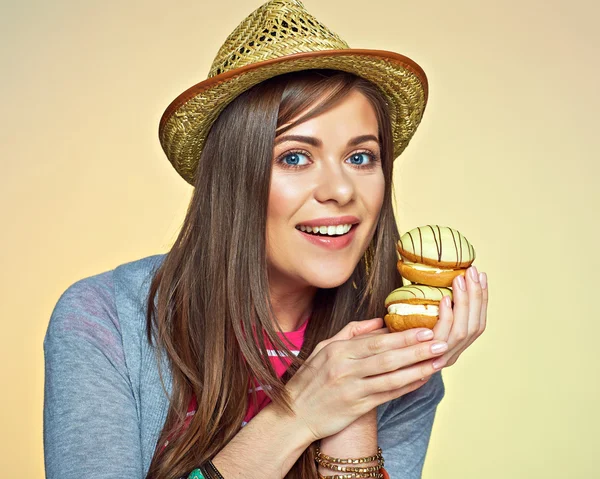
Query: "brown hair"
145 69 403 479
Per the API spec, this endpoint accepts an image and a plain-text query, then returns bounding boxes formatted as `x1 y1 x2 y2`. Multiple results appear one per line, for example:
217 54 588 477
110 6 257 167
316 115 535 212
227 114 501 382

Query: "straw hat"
159 0 428 186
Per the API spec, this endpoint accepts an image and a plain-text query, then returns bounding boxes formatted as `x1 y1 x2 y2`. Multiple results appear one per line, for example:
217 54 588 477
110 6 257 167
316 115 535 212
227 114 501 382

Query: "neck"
268 273 317 333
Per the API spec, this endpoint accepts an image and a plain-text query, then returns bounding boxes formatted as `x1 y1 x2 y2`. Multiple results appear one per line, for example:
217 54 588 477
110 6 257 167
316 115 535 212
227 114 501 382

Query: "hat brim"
159 49 428 185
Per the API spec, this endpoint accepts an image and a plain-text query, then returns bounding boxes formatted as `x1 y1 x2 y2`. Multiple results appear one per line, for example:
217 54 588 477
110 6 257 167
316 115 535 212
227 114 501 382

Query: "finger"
479 271 488 335
443 271 489 367
433 295 453 342
357 338 448 377
432 270 476 368
349 328 437 360
363 356 444 396
465 266 483 341
447 273 470 346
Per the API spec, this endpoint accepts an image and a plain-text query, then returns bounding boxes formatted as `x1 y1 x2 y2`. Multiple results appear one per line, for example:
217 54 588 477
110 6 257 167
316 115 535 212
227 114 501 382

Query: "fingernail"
443 296 451 308
469 266 479 282
431 342 448 354
480 272 487 289
417 329 434 341
457 274 466 291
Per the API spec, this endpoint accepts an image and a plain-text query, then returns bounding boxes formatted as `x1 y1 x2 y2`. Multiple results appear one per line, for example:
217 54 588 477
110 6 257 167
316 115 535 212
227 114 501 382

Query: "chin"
303 266 356 289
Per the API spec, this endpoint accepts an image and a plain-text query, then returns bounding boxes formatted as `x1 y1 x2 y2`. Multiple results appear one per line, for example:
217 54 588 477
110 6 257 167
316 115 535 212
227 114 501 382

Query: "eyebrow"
274 134 380 147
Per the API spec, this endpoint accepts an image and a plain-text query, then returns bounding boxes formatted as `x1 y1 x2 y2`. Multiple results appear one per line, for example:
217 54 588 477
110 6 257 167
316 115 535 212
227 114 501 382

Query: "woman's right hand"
284 318 447 442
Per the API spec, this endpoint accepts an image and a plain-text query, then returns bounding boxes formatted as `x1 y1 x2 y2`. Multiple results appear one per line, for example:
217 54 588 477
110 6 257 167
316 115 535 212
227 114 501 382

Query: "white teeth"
296 223 354 236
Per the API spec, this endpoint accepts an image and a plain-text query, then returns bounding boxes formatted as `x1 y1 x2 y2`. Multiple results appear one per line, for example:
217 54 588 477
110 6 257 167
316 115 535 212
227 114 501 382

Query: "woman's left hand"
431 266 488 369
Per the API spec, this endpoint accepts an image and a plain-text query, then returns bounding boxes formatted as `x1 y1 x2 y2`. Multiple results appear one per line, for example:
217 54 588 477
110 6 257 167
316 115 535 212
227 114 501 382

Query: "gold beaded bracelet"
315 458 383 474
315 446 383 465
317 472 384 479
314 444 385 478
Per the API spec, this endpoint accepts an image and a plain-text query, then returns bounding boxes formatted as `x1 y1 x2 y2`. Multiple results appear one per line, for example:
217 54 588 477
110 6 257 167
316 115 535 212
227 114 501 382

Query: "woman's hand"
431 266 488 369
283 317 448 442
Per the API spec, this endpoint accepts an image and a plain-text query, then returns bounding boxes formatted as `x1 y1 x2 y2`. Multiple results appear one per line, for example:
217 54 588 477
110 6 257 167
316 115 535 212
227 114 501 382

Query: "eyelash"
275 149 381 169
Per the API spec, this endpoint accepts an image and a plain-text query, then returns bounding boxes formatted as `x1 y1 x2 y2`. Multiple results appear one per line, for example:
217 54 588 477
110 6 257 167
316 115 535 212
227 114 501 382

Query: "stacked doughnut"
384 225 476 332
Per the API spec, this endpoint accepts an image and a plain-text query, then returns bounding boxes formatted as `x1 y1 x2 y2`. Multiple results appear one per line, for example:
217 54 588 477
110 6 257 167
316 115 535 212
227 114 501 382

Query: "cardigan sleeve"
376 370 445 478
43 271 144 478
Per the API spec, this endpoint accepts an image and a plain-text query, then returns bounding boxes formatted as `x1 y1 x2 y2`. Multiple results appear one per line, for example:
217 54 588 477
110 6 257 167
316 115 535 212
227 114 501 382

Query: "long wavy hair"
145 69 403 479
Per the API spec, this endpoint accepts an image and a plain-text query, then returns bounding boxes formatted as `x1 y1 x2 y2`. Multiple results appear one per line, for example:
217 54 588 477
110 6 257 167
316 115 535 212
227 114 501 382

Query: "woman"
43 1 488 478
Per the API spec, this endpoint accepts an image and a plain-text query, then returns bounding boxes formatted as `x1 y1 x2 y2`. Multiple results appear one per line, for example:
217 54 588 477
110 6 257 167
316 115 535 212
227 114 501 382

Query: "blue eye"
347 153 372 165
281 151 310 166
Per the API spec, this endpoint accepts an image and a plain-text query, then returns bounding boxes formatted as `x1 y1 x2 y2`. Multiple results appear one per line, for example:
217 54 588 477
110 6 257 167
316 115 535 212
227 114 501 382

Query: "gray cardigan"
43 253 445 478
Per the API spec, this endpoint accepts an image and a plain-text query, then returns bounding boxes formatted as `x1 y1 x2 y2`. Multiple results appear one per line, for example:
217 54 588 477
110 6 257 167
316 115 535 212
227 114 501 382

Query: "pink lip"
297 224 358 250
296 216 360 227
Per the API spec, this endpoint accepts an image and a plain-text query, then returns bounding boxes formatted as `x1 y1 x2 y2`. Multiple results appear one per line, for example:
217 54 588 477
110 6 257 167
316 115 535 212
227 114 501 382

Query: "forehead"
278 89 379 141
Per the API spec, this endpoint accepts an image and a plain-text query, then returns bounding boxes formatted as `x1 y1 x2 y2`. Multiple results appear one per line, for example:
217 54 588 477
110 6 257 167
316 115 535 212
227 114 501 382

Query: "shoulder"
44 266 117 346
112 253 166 319
44 253 167 354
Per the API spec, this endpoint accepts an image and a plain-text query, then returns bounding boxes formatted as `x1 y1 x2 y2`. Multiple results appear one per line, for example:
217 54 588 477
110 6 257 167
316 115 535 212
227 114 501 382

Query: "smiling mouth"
295 224 356 237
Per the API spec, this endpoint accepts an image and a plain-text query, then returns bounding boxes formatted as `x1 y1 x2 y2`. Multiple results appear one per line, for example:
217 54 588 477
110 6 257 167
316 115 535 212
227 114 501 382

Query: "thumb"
311 318 384 356
333 317 384 342
352 317 385 337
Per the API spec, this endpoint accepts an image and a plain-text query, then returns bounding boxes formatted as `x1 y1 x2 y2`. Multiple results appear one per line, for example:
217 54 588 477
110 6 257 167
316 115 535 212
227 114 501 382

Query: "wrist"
320 409 377 449
317 409 378 475
210 402 316 478
262 399 316 450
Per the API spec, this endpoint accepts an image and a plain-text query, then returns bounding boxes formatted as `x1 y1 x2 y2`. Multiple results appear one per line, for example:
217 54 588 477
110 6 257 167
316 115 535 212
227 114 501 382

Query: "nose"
313 161 355 206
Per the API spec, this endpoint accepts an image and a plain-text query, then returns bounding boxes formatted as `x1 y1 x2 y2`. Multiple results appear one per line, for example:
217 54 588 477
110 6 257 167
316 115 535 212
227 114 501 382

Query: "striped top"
242 317 308 425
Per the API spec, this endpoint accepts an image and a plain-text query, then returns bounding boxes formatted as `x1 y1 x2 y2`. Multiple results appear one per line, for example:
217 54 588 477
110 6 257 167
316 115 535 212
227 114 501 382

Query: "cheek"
266 175 312 275
266 173 313 255
362 169 386 215
267 175 306 227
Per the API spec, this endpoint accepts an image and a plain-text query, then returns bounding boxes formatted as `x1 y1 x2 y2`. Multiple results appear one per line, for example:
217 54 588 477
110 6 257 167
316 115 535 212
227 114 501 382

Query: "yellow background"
2 0 598 476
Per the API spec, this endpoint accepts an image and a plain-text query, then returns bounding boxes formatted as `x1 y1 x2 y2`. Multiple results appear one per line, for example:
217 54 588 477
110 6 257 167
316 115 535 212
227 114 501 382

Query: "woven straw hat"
159 0 428 185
